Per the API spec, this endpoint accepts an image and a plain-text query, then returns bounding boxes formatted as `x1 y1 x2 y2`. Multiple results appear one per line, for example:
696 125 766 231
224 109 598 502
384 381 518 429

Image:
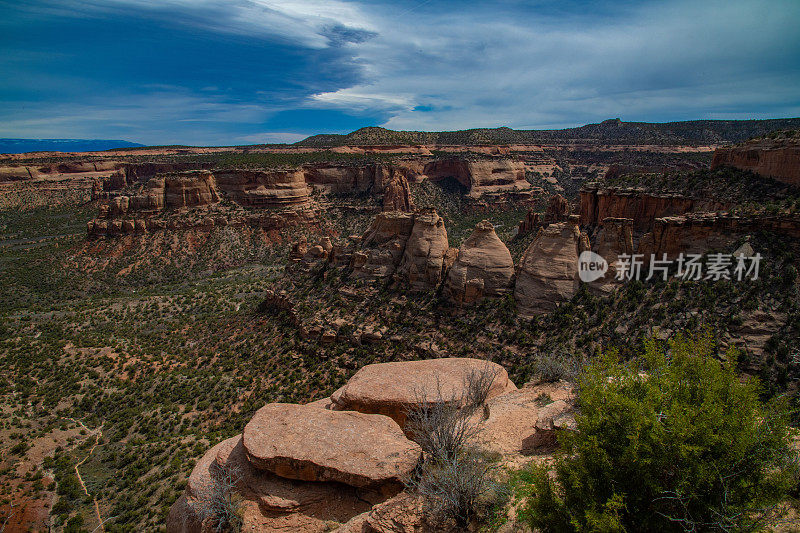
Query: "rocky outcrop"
330 358 516 429
423 158 530 198
580 186 727 231
394 209 449 291
215 169 311 207
87 208 314 238
444 220 514 305
474 379 575 457
518 194 571 235
242 403 421 488
290 238 333 273
352 212 416 280
712 135 800 186
167 435 379 533
515 218 583 316
637 212 800 261
590 217 634 293
522 399 577 450
336 493 441 533
382 173 414 212
166 357 589 533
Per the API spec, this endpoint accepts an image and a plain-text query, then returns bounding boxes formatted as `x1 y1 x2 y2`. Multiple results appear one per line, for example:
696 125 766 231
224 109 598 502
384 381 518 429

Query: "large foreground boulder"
331 358 517 428
243 403 421 488
168 435 380 533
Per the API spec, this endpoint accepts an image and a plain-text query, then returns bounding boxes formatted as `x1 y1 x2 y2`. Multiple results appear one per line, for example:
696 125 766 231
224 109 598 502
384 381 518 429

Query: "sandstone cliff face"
395 210 449 291
518 194 571 235
303 163 382 194
637 213 800 261
382 173 414 212
215 169 311 207
444 220 514 305
579 186 727 230
590 217 634 293
351 212 416 280
100 162 212 193
712 137 800 186
515 219 582 316
423 158 530 198
102 171 221 217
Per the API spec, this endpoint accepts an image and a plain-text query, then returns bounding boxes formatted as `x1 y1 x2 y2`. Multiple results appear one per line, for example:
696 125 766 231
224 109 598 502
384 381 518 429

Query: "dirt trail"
66 418 105 532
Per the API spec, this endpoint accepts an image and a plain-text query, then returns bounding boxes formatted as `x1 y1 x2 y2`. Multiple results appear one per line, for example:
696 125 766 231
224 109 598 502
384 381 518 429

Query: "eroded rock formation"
518 194 572 235
423 158 530 198
330 358 516 429
394 209 449 291
590 217 634 293
215 169 311 207
637 213 800 261
351 211 416 280
444 220 515 305
382 173 414 212
515 218 583 316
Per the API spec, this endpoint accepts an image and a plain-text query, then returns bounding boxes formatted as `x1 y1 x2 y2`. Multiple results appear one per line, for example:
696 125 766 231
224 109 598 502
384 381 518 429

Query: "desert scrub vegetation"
517 331 799 532
406 364 508 529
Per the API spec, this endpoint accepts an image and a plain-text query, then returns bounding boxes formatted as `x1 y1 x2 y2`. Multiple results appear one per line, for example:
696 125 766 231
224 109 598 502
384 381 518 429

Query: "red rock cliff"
712 136 800 186
579 187 728 230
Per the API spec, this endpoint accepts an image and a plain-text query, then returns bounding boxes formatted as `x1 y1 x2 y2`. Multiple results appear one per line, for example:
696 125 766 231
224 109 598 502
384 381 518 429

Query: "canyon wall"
215 169 311 207
637 213 800 261
423 158 530 198
579 186 728 230
712 137 800 186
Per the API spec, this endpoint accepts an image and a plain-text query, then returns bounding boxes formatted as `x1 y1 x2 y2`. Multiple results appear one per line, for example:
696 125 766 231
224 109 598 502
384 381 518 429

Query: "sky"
0 0 799 146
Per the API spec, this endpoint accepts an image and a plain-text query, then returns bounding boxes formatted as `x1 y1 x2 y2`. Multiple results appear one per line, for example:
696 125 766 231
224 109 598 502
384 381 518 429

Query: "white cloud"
81 0 375 48
307 0 800 130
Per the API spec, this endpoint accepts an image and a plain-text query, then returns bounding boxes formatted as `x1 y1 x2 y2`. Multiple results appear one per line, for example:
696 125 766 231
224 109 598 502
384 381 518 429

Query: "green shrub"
519 331 798 532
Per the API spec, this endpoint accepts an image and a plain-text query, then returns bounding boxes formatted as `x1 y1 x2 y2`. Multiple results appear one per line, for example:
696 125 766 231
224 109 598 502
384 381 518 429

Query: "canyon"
2 127 800 533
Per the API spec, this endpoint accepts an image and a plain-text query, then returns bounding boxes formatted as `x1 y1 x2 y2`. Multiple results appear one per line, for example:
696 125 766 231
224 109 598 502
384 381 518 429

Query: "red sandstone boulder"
243 403 421 488
331 358 516 428
168 435 381 533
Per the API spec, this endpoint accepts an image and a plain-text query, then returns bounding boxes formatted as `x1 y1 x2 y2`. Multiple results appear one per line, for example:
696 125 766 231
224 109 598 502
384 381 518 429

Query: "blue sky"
1 0 799 145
